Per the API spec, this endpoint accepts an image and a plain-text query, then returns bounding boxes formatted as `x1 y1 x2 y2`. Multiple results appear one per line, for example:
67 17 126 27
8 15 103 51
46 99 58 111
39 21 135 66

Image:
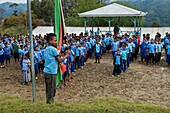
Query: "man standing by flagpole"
44 33 69 104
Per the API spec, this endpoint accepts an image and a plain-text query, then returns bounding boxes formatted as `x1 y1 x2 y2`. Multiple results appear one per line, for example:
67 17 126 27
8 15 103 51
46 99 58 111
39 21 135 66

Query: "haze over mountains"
0 0 170 27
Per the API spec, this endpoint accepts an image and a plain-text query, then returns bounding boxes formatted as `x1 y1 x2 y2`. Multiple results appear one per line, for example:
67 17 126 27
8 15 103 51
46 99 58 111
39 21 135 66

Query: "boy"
75 44 81 70
148 39 156 65
121 45 128 72
166 43 170 66
113 49 122 76
140 39 147 63
95 39 102 63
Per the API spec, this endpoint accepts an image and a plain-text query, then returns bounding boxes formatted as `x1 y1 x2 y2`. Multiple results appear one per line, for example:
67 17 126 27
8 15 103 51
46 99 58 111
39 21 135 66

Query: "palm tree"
9 3 19 16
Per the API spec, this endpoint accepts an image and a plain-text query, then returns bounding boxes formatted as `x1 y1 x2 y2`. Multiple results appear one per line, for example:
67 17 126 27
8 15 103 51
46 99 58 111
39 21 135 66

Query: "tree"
9 3 19 16
66 0 104 26
0 8 5 21
152 21 160 27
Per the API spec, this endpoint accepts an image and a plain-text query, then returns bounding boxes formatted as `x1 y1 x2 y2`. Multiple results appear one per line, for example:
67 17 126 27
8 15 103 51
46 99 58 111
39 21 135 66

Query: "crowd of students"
0 31 170 86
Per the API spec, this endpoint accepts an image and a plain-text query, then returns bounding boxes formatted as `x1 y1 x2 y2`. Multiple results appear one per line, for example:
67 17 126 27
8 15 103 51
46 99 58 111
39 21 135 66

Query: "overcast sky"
0 0 27 4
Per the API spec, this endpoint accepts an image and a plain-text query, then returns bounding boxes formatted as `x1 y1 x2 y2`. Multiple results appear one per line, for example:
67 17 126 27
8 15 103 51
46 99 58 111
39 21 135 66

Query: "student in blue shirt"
111 38 118 57
65 47 73 82
35 46 43 77
69 46 75 73
80 43 86 67
3 42 11 66
148 39 156 64
22 53 30 85
121 44 128 72
101 35 106 54
166 43 170 66
95 39 102 63
43 33 69 104
0 45 5 68
140 39 147 63
113 49 122 76
87 38 93 58
75 44 81 70
105 34 111 53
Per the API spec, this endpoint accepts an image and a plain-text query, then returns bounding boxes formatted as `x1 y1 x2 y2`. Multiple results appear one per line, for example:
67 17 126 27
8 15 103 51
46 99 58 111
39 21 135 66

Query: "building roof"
78 3 147 17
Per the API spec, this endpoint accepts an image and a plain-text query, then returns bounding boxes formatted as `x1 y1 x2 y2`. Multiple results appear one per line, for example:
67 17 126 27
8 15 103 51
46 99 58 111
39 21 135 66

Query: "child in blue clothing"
69 46 75 73
80 43 86 67
35 46 43 76
166 43 170 66
140 39 147 63
121 44 128 72
148 39 156 65
75 44 81 70
3 42 11 66
95 39 102 63
0 45 5 68
64 47 73 82
87 38 93 58
111 38 118 57
22 53 30 85
113 49 122 76
101 35 106 54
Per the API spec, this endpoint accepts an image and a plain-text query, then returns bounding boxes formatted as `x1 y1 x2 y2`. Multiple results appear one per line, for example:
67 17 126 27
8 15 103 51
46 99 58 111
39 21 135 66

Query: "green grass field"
0 94 170 113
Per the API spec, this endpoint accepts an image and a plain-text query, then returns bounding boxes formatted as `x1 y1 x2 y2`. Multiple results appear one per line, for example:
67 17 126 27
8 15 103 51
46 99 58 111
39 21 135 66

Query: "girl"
22 53 30 85
0 45 5 68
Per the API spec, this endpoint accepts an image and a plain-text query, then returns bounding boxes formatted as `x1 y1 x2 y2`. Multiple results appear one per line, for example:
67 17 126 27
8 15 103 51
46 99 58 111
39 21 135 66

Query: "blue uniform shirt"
111 42 118 52
95 44 101 53
75 47 81 56
35 51 42 63
140 42 147 53
166 45 170 55
148 43 156 54
22 59 30 71
44 46 59 74
70 50 75 62
0 49 4 55
3 46 11 55
115 54 121 65
104 37 110 45
121 49 127 60
101 40 106 47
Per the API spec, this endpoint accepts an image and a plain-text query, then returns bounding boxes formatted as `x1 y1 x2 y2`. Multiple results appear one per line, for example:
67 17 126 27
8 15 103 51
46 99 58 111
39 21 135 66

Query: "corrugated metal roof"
78 3 147 17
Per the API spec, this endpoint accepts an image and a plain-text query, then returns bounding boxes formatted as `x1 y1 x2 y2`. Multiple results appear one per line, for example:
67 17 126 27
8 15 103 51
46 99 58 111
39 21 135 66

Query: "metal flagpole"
27 0 36 102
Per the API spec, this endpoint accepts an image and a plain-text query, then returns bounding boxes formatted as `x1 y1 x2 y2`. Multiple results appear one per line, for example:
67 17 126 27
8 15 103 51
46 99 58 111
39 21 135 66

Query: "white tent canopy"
78 3 147 17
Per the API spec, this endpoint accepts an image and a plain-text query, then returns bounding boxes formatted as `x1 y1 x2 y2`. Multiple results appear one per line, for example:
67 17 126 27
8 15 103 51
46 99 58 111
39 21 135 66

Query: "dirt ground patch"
0 54 170 107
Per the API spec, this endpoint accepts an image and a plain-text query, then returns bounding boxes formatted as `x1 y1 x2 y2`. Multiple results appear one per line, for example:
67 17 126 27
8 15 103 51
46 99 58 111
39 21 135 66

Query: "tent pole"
92 17 94 35
108 17 111 33
139 16 142 40
137 16 140 32
134 17 136 35
84 17 87 33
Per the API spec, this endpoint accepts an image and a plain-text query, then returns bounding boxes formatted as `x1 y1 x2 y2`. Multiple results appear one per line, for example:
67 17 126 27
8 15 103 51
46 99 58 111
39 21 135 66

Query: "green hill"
0 2 27 18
